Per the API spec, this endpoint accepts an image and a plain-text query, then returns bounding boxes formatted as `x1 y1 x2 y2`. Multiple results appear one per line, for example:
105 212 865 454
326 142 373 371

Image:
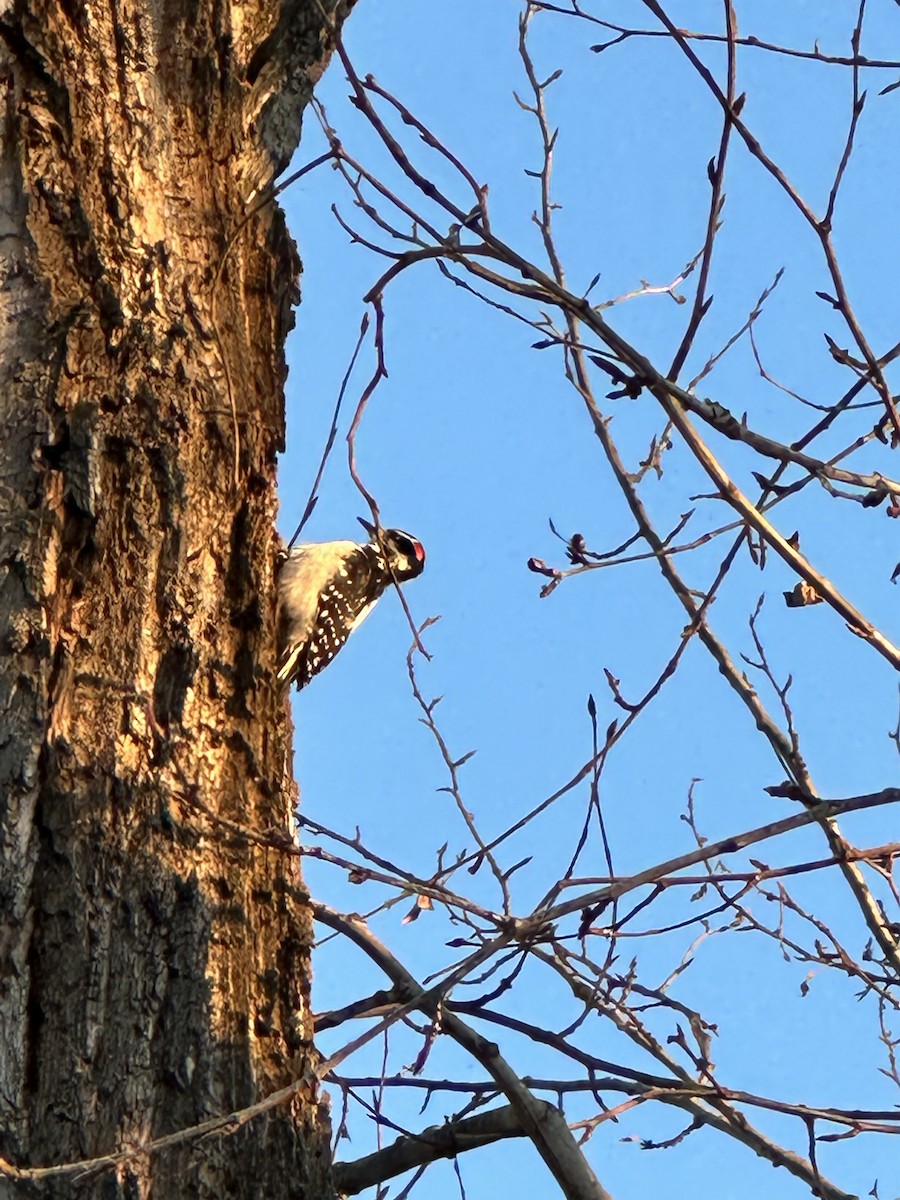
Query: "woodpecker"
276 520 426 690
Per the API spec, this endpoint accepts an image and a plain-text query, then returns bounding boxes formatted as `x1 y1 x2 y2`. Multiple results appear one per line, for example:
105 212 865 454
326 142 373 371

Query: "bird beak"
357 516 377 537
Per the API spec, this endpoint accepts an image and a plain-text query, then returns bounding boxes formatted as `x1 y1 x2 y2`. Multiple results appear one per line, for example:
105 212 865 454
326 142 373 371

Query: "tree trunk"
0 3 346 1195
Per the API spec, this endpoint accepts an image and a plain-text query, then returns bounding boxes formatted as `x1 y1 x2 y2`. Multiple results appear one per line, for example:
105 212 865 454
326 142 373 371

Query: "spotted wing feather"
279 544 387 689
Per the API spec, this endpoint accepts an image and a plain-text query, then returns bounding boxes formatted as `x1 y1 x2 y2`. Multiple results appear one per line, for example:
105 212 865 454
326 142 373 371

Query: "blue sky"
279 4 900 1197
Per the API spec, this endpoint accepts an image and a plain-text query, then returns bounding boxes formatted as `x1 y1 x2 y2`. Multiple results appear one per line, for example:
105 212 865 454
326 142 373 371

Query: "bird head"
359 518 426 582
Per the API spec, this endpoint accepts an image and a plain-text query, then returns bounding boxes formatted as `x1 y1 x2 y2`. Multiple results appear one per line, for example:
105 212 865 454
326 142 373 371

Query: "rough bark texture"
0 2 349 1195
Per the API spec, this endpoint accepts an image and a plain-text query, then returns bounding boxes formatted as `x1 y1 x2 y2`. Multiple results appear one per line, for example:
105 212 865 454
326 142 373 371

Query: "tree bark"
0 2 347 1195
